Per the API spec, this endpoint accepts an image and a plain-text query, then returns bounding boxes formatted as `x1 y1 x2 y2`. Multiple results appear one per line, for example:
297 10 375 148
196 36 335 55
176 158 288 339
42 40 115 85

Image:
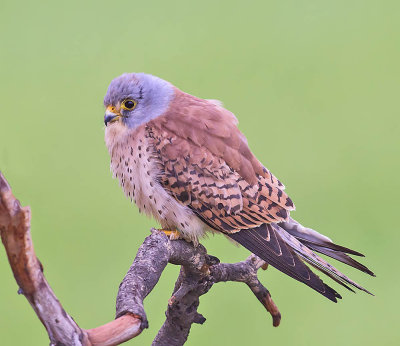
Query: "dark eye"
121 99 137 110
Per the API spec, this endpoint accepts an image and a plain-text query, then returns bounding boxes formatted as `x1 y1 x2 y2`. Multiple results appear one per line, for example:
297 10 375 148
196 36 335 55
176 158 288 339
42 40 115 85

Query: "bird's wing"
147 89 295 231
147 91 345 301
146 89 374 301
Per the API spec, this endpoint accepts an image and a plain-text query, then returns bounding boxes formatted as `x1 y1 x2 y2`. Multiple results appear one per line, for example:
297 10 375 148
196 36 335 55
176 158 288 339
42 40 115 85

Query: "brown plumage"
104 73 374 303
148 88 294 226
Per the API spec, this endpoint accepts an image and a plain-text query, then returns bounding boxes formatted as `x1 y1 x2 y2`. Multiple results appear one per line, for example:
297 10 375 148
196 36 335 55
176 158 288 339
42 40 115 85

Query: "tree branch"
0 171 281 346
0 172 142 346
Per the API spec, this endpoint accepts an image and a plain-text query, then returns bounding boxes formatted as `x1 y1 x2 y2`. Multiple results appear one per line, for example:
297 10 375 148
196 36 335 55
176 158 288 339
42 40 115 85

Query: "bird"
103 72 374 302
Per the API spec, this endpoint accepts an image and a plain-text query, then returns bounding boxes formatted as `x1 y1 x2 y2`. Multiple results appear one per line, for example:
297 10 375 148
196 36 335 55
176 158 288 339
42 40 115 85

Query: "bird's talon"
159 229 182 240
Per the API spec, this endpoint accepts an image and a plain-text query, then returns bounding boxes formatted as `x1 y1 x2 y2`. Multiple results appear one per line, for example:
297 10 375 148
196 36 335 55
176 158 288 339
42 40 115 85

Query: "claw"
159 229 182 240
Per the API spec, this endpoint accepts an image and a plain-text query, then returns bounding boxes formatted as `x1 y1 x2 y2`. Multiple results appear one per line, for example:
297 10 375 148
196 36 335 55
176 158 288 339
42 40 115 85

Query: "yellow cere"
106 105 119 114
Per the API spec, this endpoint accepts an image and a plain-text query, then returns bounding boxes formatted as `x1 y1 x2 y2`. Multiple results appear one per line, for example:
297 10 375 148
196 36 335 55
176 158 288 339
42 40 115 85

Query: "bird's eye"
121 99 137 111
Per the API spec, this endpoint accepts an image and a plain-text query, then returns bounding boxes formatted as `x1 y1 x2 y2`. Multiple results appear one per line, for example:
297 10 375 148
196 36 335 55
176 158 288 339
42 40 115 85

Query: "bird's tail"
280 218 375 276
275 219 375 294
228 219 374 301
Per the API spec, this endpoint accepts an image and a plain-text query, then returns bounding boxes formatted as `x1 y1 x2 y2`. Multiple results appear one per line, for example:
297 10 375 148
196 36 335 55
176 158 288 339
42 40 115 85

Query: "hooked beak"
104 106 122 126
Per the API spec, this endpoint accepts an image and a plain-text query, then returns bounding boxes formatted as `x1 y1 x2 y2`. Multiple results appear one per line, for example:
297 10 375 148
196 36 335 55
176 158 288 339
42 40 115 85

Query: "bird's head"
103 73 174 129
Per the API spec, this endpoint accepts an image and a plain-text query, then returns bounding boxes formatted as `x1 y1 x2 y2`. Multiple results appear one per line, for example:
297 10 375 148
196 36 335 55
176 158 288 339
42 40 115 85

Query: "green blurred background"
1 0 399 345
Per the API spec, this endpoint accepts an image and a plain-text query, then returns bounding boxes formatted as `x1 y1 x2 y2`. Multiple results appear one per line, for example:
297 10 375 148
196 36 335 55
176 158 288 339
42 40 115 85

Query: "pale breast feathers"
104 122 208 242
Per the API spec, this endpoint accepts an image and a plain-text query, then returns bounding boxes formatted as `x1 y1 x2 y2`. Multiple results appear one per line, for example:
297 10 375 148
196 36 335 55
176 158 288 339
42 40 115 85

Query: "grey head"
104 73 174 129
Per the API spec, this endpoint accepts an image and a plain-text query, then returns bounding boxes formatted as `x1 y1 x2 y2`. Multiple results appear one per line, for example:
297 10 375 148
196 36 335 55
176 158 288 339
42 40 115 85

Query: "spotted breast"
104 121 208 243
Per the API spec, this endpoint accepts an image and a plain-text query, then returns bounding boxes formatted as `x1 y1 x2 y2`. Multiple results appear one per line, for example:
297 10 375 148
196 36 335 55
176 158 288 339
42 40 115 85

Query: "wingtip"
322 241 365 257
367 270 376 277
363 288 375 296
324 284 342 302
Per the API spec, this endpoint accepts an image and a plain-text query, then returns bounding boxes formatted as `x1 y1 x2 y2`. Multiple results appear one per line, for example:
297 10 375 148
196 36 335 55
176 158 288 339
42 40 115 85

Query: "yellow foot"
159 229 182 240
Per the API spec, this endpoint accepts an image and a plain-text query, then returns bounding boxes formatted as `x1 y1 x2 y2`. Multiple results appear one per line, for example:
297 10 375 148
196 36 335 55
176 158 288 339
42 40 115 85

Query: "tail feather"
228 219 374 301
229 224 342 302
273 223 374 295
301 240 375 276
302 239 364 257
280 218 375 277
305 260 356 293
281 218 364 256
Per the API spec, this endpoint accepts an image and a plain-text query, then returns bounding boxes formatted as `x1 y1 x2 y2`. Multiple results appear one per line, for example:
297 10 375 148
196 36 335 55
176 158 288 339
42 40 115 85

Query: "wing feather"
145 89 372 301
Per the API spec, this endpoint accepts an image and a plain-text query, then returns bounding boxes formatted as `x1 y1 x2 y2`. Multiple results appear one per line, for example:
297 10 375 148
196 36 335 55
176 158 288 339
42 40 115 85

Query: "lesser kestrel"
104 73 374 302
